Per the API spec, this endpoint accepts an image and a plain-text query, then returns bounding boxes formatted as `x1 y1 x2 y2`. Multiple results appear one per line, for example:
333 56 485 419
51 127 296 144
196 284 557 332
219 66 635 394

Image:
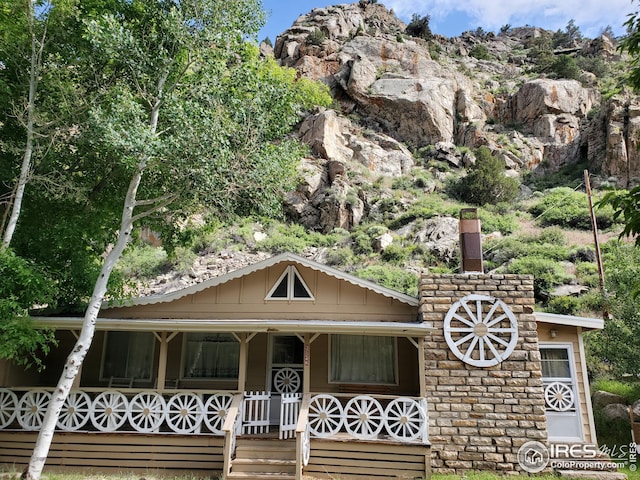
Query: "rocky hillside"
126 2 636 313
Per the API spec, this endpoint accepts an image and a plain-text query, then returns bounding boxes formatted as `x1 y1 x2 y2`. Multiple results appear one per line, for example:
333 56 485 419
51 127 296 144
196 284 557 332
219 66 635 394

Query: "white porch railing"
0 388 428 444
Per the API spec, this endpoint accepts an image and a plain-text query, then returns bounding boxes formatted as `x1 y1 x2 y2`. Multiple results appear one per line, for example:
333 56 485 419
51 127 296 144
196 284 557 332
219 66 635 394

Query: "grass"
592 378 640 404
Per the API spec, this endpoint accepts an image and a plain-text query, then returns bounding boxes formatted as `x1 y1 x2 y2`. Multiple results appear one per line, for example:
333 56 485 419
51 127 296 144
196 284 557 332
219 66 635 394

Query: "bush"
469 44 490 60
118 244 170 278
448 146 520 206
354 265 418 296
405 13 432 41
307 28 326 46
549 54 581 80
505 255 571 298
528 187 616 230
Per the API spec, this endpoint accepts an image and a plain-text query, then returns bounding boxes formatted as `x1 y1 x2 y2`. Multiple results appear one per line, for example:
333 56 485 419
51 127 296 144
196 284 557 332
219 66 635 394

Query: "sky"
258 0 635 44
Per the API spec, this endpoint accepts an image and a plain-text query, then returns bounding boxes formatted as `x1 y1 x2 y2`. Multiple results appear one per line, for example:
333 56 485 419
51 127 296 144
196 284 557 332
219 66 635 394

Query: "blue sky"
259 0 634 43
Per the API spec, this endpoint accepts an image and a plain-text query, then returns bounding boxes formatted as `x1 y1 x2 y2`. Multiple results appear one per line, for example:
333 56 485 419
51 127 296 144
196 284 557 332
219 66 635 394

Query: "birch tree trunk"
23 71 166 479
2 0 42 249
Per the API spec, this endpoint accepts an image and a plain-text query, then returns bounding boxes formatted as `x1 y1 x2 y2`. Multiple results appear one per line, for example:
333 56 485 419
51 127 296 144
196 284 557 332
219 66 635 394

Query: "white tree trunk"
2 0 41 249
23 163 144 480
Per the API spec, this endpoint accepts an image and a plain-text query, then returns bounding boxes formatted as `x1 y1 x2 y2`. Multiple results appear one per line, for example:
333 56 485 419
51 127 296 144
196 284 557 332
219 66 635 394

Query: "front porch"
0 387 430 479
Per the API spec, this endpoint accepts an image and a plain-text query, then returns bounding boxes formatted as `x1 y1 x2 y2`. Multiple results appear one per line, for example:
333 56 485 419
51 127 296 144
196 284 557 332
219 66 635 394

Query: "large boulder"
592 390 626 408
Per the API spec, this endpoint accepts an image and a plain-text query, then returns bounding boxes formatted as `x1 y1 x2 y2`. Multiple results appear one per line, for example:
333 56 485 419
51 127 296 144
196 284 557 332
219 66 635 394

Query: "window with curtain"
540 347 571 379
182 333 240 379
330 335 397 384
101 331 155 381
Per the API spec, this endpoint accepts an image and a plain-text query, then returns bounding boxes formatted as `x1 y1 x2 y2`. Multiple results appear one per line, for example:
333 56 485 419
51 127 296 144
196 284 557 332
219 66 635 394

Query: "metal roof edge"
534 311 604 330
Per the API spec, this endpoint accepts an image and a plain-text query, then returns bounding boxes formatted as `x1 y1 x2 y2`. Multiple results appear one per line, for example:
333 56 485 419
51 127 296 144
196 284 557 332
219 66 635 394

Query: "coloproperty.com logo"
517 441 638 473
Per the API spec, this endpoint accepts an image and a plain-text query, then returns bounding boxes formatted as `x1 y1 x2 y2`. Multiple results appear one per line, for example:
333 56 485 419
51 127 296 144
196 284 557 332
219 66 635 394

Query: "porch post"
303 333 311 393
157 331 168 392
238 333 248 392
418 336 426 398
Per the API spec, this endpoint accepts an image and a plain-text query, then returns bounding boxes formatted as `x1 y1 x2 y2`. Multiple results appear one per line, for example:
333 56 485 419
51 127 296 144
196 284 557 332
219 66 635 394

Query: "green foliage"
477 208 519 235
548 54 581 80
586 242 640 377
505 255 571 298
552 19 583 48
353 265 418 296
592 403 632 452
307 27 326 46
0 249 57 369
598 185 640 245
448 146 519 206
591 379 640 404
405 13 432 41
116 244 169 279
576 55 609 78
529 187 616 230
469 44 490 60
619 3 640 92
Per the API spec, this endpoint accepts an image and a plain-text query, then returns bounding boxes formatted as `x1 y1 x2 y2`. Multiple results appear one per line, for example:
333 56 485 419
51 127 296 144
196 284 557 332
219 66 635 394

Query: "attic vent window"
266 265 314 301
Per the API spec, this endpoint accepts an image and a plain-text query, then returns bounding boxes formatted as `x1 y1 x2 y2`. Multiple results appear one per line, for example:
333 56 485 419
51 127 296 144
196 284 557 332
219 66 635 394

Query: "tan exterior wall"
420 273 548 475
538 322 595 444
103 263 417 322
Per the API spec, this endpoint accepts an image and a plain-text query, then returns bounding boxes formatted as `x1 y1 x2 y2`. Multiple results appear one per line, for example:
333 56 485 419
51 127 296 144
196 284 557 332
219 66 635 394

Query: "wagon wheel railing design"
90 390 129 432
166 392 204 434
17 389 51 431
203 393 233 434
0 388 18 429
344 395 384 439
444 294 519 367
57 390 91 431
308 394 344 437
273 367 301 394
544 382 575 412
127 391 166 433
384 397 424 442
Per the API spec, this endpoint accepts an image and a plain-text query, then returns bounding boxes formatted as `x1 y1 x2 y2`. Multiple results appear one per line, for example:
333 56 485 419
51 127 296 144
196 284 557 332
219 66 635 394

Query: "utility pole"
584 170 607 299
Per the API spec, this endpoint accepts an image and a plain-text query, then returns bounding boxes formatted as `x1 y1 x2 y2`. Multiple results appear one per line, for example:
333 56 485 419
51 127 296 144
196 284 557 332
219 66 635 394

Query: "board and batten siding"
102 263 417 322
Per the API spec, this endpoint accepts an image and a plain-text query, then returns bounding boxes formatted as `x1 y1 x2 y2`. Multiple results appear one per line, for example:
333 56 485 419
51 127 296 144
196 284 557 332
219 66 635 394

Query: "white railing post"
222 393 243 478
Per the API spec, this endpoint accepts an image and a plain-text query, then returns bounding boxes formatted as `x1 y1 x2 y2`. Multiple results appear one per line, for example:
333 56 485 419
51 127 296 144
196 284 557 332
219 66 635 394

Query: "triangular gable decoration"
266 265 314 301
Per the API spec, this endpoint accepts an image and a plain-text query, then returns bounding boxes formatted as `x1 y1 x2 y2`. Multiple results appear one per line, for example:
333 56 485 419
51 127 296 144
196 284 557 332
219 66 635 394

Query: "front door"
540 344 584 442
268 335 304 425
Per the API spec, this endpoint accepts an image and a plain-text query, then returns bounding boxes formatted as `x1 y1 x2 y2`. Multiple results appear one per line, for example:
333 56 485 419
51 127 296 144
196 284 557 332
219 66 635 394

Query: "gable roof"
105 252 419 308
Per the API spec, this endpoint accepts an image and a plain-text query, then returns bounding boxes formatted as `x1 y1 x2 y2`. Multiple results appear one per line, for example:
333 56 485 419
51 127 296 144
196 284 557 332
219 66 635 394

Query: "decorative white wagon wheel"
17 389 51 431
90 390 128 432
128 391 166 433
273 368 301 394
384 397 424 442
545 382 575 412
308 394 344 438
344 395 384 440
0 388 18 429
444 294 519 367
203 393 233 434
57 390 91 431
166 392 204 434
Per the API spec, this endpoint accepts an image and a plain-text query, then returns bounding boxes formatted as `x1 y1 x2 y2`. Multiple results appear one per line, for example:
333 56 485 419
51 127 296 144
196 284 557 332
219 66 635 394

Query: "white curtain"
331 335 396 384
541 347 571 379
183 333 240 379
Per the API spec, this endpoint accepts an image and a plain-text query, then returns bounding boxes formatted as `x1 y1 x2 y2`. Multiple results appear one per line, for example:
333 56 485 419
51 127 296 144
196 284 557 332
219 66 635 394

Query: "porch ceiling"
35 317 436 336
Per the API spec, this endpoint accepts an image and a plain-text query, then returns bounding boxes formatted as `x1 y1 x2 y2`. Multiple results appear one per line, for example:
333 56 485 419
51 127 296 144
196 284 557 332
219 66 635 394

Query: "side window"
540 346 577 412
101 331 155 382
330 335 397 385
182 333 240 380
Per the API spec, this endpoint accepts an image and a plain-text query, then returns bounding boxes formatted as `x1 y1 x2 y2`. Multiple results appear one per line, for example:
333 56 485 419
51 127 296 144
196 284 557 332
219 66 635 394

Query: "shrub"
469 44 490 60
504 255 571 298
448 146 520 206
528 187 616 230
354 265 418 296
406 13 432 41
118 245 170 278
307 28 326 46
549 54 581 80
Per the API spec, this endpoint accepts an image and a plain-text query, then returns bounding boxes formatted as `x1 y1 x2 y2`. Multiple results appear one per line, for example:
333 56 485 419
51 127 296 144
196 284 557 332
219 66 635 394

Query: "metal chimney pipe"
459 208 483 273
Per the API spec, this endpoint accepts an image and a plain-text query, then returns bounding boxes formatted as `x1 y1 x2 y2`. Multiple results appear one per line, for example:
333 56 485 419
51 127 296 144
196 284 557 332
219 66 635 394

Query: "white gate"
242 391 271 434
279 393 301 439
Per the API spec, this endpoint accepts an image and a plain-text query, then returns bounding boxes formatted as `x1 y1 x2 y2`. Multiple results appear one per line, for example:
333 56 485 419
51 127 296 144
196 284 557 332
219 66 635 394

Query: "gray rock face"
602 403 630 423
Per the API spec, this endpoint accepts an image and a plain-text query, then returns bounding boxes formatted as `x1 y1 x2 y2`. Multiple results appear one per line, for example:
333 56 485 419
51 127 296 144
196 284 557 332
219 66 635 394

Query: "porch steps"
228 438 296 480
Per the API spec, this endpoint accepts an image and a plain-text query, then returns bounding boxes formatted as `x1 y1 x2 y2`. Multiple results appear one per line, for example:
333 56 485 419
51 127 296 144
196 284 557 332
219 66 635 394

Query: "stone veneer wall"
419 273 548 474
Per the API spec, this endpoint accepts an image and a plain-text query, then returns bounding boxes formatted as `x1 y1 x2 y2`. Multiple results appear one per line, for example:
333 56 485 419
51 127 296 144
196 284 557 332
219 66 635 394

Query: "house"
0 252 603 479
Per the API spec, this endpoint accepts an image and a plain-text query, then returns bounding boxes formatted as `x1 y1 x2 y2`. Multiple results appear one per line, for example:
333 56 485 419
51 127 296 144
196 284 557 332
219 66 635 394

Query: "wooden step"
226 472 295 480
235 444 296 460
232 457 296 474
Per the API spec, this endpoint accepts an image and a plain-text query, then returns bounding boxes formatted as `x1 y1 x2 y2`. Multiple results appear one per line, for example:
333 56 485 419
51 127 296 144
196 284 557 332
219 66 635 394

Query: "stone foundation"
420 273 548 474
